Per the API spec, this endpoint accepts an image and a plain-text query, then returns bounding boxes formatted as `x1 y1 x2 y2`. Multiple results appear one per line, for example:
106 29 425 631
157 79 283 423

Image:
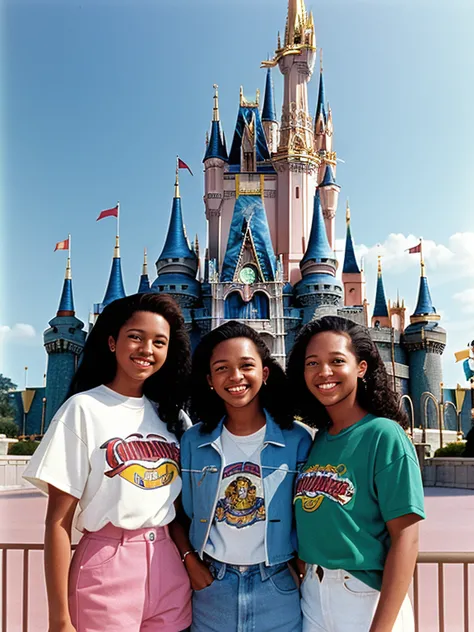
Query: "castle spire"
203 84 228 162
262 68 277 122
157 178 195 262
102 235 126 307
412 250 437 320
315 51 327 130
137 248 150 294
57 237 75 316
342 200 360 274
301 189 335 267
372 255 389 324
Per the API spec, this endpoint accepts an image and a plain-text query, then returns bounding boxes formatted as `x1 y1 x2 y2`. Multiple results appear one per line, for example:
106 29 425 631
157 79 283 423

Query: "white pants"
301 565 414 632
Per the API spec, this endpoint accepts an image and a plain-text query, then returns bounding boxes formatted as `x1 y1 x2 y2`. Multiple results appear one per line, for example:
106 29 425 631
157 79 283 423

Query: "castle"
22 0 450 434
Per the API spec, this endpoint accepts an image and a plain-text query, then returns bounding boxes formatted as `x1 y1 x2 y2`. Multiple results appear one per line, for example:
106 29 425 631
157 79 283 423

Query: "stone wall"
423 458 474 489
0 456 33 490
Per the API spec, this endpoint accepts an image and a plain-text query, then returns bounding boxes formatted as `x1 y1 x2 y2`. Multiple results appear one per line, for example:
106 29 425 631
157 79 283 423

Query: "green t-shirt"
294 415 425 591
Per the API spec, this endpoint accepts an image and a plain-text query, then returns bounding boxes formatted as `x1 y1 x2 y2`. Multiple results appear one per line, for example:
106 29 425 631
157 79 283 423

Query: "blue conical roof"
301 190 333 265
373 270 389 318
320 164 337 187
315 68 327 125
204 120 228 162
343 222 360 274
57 278 74 315
138 275 150 294
413 275 436 316
103 255 126 307
262 68 277 122
158 196 196 261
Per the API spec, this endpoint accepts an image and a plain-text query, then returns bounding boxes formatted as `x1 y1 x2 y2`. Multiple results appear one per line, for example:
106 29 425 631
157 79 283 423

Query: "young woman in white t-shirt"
24 293 193 632
177 321 312 632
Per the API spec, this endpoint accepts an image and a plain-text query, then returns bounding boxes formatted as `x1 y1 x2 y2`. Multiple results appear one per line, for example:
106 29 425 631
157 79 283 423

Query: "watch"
239 265 257 284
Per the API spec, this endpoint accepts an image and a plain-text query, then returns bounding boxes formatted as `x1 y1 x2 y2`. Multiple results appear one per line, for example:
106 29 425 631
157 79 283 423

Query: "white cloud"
0 323 37 342
453 289 474 314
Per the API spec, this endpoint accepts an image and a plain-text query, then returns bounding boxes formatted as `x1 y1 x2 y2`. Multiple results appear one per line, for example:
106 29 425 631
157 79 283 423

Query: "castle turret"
102 236 126 307
261 68 279 153
151 169 200 307
137 248 150 293
371 256 390 328
262 0 319 284
294 189 342 315
44 253 86 429
314 55 327 152
204 85 228 267
318 164 340 250
403 250 446 428
342 201 365 307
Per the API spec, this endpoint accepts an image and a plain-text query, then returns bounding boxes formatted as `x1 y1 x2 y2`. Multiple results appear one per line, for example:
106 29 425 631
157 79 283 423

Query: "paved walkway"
0 487 473 631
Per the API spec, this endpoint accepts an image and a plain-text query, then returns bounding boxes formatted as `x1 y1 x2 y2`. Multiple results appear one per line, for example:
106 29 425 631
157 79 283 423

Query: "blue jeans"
191 559 302 632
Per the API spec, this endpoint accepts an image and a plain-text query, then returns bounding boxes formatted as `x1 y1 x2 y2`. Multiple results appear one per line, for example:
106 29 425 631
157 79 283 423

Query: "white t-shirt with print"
24 385 190 532
204 425 266 565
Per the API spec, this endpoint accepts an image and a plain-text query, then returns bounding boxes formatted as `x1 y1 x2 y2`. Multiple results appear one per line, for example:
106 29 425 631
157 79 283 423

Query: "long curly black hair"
67 293 191 438
286 315 407 430
190 321 293 433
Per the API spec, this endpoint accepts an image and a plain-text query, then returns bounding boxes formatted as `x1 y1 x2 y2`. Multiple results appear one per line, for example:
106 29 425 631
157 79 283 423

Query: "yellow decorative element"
21 389 36 414
175 164 180 199
301 496 324 512
114 235 120 258
455 384 466 413
262 0 315 68
235 174 240 199
377 254 382 276
212 84 220 122
410 313 441 325
454 348 470 363
260 174 264 199
240 86 260 108
119 462 179 490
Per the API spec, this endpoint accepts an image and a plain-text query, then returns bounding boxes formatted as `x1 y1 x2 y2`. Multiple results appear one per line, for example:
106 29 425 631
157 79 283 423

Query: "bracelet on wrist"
181 549 197 563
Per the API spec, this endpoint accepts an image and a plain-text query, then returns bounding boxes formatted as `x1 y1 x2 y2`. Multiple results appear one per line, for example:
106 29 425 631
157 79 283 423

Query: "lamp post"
439 382 444 450
454 384 466 441
400 394 415 442
421 391 439 449
40 397 47 436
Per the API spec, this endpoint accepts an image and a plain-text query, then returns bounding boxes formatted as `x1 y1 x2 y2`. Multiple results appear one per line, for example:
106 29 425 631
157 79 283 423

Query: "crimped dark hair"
190 321 293 433
286 315 408 430
67 293 191 438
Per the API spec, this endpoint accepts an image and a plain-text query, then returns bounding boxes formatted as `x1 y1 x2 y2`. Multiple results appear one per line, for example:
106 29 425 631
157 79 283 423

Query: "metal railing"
1 545 473 631
414 552 474 632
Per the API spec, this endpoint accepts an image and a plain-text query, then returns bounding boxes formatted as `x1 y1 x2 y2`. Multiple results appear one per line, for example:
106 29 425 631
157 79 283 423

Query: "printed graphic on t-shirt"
214 462 265 528
294 464 355 512
101 434 180 490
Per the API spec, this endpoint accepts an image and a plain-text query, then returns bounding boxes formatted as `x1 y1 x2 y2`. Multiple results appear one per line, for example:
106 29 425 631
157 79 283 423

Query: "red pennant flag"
406 243 421 254
97 205 119 221
54 238 69 252
178 158 193 176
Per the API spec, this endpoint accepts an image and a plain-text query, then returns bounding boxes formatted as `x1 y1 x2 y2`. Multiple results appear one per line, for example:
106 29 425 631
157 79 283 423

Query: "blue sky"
1 0 473 390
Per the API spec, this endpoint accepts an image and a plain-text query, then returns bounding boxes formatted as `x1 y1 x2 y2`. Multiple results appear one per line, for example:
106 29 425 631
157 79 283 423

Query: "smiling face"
107 310 171 396
303 331 367 411
207 337 269 413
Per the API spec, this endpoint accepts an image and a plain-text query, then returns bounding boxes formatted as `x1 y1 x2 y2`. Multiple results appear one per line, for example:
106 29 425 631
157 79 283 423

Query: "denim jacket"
180 411 313 566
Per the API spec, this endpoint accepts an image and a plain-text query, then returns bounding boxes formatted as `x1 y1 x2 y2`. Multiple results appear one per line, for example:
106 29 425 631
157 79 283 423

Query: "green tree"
0 374 17 420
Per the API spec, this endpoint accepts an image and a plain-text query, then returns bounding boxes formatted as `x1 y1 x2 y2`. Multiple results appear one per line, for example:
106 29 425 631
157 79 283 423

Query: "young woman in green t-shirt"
287 316 425 632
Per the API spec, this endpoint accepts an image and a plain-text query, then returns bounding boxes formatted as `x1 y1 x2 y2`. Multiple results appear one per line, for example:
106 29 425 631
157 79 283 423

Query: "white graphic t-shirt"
204 425 266 565
24 385 190 532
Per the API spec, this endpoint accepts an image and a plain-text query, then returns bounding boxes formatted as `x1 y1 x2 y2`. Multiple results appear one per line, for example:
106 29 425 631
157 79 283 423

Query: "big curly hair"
190 320 293 433
67 293 191 438
286 315 407 430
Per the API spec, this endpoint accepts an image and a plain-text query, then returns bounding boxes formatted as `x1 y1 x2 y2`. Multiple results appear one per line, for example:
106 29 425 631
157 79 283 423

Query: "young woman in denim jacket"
178 321 312 632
